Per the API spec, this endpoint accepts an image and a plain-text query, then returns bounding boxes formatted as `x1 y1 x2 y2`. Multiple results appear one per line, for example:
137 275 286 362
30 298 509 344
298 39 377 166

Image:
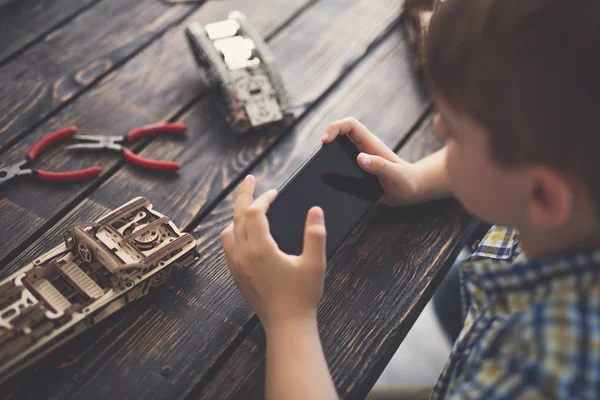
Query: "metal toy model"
0 197 199 383
185 11 293 133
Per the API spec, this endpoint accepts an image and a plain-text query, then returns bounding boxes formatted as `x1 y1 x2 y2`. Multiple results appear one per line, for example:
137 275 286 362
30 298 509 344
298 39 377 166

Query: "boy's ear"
527 166 574 228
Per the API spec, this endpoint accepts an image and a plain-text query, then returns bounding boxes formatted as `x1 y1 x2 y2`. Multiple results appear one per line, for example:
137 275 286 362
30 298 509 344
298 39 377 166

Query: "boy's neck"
518 225 600 260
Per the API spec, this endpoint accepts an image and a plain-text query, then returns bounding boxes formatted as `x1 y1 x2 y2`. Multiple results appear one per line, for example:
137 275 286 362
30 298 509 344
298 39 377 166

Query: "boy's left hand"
220 175 328 332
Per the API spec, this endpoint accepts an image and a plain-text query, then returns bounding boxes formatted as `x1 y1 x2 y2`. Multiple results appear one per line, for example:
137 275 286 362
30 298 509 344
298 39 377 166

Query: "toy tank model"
185 11 294 133
0 197 199 383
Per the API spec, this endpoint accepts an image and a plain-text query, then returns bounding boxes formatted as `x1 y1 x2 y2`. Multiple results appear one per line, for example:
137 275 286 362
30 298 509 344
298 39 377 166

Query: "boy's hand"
323 117 422 206
220 175 327 332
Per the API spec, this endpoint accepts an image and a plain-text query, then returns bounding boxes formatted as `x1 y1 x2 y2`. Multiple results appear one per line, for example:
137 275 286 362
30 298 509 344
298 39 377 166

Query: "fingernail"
359 153 371 167
312 207 324 223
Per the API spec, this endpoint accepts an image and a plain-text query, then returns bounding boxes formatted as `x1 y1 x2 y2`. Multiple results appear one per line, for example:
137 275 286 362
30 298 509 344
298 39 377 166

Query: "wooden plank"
0 0 102 65
196 115 472 400
0 0 202 151
0 2 409 399
0 199 45 251
0 0 315 266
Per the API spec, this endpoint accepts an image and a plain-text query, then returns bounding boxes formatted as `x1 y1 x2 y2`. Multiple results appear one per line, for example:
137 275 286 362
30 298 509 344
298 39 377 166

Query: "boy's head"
425 0 600 252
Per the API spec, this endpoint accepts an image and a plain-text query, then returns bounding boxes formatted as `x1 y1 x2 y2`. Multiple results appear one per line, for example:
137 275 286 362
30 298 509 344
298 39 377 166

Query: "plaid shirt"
432 226 600 399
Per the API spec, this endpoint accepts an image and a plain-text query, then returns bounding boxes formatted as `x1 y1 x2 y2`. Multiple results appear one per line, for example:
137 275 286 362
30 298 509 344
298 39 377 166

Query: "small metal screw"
161 365 173 376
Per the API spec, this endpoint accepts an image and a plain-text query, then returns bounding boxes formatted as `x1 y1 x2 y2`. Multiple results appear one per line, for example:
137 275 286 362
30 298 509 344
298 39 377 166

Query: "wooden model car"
0 197 199 383
185 11 293 133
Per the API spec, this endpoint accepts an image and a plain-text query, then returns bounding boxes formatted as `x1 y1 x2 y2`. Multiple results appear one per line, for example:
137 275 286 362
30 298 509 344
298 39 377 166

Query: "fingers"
245 189 278 247
323 117 398 162
357 153 402 182
302 207 327 267
220 223 238 274
233 175 256 242
220 223 235 255
323 117 370 144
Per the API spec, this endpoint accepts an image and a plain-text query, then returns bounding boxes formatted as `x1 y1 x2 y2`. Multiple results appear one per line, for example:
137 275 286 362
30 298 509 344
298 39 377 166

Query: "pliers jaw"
0 160 33 185
65 135 125 152
64 124 186 172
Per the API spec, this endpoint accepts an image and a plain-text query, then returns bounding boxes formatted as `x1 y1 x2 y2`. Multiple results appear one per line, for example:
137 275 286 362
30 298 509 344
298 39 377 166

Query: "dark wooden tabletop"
0 1 473 398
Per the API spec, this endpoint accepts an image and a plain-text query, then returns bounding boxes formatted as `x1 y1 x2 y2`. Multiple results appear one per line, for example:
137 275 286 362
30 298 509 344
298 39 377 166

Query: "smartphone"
266 135 384 258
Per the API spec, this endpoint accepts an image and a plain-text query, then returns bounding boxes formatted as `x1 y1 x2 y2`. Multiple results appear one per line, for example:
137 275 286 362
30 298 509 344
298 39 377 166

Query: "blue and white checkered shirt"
432 226 600 399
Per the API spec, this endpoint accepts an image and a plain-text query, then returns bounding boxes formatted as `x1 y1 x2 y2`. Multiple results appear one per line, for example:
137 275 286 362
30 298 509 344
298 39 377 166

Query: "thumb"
358 153 397 181
302 207 327 266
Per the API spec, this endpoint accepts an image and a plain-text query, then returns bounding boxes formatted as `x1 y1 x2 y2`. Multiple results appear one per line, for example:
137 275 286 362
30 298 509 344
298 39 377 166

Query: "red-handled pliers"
0 127 102 187
66 123 187 172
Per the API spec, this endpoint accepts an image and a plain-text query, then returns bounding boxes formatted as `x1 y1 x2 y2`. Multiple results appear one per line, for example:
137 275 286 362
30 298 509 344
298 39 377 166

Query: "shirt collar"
464 249 600 299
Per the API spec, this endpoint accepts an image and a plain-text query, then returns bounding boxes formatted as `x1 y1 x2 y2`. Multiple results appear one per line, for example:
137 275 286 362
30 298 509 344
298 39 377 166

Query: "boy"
219 0 600 398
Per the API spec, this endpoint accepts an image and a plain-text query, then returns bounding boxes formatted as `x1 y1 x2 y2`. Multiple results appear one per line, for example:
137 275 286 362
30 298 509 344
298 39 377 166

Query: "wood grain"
197 115 472 400
0 2 410 398
2 5 412 274
0 0 102 65
0 0 315 266
0 0 201 151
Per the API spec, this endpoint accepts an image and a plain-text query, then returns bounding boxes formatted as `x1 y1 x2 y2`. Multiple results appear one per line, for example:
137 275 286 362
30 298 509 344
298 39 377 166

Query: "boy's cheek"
450 169 519 226
446 150 500 222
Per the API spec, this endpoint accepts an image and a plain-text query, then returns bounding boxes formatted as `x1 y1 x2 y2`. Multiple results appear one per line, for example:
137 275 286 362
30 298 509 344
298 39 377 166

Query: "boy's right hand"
323 117 422 206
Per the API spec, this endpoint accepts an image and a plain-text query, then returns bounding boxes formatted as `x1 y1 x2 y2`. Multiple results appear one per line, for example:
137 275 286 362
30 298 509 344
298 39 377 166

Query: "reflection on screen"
267 136 383 257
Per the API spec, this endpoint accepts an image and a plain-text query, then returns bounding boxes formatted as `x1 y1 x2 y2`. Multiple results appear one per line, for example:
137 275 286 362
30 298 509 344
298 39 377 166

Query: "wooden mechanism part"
58 262 104 300
0 197 199 384
30 280 72 313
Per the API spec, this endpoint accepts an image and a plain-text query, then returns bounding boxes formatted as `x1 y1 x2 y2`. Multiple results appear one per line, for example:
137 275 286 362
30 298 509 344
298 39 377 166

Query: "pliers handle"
0 127 102 186
126 122 187 142
66 122 187 172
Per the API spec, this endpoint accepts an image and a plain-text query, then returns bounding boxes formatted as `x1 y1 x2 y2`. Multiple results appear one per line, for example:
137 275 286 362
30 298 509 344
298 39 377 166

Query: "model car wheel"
78 243 93 263
150 265 172 287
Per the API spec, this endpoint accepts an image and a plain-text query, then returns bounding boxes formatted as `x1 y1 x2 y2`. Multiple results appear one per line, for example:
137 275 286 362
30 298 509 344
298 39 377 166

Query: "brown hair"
425 0 600 212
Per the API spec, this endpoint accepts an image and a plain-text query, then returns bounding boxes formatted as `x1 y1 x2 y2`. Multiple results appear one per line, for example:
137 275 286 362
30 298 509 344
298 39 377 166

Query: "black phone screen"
266 136 384 258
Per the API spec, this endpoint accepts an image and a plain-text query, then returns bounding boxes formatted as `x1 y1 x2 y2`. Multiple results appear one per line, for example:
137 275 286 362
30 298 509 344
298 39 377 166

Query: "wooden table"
0 1 473 398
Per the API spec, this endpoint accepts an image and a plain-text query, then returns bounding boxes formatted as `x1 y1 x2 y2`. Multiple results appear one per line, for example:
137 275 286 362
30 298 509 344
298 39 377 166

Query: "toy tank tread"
0 197 199 384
